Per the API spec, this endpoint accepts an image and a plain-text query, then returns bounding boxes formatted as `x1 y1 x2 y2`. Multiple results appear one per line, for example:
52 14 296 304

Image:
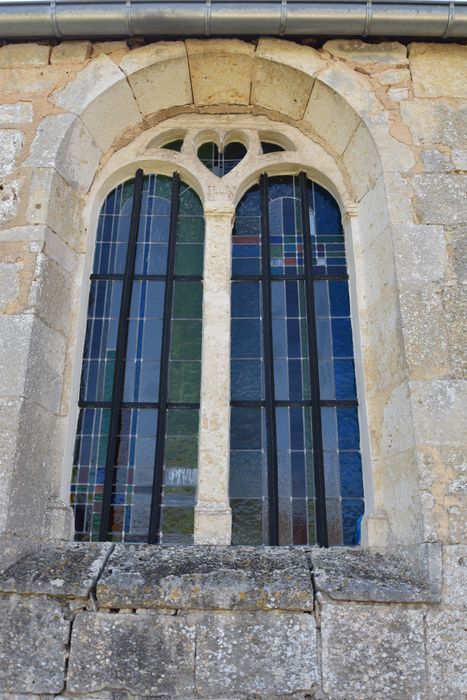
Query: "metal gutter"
0 0 466 39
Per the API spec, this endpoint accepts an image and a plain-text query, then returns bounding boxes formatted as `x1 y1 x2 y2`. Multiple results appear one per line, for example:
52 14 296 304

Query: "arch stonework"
0 38 462 560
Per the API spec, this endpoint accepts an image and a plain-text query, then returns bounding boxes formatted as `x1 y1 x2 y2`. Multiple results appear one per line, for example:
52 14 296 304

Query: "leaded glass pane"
71 173 204 544
197 141 247 176
229 174 363 547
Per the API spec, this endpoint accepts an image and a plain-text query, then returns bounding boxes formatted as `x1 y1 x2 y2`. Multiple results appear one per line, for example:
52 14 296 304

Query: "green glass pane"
167 409 199 436
177 216 204 243
155 174 172 200
174 243 203 276
103 350 116 401
168 361 201 403
162 506 194 535
173 281 202 319
179 187 203 216
231 499 262 545
162 139 183 152
165 436 198 466
121 180 134 207
171 320 202 360
197 142 214 160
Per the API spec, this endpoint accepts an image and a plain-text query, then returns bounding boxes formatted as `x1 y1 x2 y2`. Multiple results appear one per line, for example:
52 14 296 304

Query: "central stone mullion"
194 205 235 544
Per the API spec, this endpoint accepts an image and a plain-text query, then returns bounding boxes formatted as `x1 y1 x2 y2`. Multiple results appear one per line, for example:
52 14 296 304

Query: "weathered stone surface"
50 54 141 150
195 611 318 696
97 546 314 611
400 100 467 147
442 545 467 607
376 67 411 85
452 148 467 171
0 103 33 125
304 80 361 155
251 39 321 120
120 42 192 117
324 39 408 65
187 39 253 106
0 543 113 600
409 42 467 97
309 545 441 602
410 379 467 446
426 609 467 698
413 174 467 225
0 262 21 309
421 148 453 172
0 179 20 224
67 611 195 696
26 113 102 189
320 601 426 699
0 130 23 177
50 40 92 64
392 224 447 286
0 44 50 67
0 595 69 694
343 122 381 200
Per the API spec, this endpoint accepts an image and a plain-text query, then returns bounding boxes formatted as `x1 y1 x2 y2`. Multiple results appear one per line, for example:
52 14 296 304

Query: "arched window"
70 170 204 544
230 173 364 547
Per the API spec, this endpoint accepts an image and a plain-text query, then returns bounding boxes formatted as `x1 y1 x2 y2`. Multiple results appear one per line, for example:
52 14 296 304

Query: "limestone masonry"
0 37 465 698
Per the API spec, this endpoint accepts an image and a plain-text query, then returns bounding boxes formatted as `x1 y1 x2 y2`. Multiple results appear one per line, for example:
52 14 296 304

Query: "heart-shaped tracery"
197 141 247 177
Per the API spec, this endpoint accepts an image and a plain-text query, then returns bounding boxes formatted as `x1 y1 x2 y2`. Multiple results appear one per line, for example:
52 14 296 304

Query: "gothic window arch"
70 119 365 547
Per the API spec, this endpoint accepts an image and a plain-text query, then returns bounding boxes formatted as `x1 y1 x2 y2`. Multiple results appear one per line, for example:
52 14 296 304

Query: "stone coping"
0 543 441 608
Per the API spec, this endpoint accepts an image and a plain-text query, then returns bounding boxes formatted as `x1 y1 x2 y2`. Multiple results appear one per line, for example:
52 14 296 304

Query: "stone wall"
0 37 465 699
0 543 465 699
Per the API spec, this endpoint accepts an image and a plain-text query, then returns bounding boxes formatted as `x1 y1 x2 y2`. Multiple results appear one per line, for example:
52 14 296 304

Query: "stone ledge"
96 545 314 612
309 543 442 603
0 542 113 601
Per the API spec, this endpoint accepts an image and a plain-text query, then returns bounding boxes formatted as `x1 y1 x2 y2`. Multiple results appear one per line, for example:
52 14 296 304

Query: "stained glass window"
197 141 247 176
261 142 285 154
71 171 204 543
230 174 364 547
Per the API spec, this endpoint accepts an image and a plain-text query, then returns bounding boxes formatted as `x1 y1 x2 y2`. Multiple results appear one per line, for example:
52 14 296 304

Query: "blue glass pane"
342 499 364 545
339 452 364 498
93 180 134 275
231 359 262 401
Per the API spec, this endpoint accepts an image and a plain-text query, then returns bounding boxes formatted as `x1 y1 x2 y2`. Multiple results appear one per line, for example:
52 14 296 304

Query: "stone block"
343 123 381 201
92 41 129 57
0 130 23 177
392 224 447 287
50 54 141 150
399 286 450 372
443 280 467 378
0 262 21 309
318 63 380 117
26 113 102 189
410 379 467 447
365 113 415 175
251 39 321 120
119 42 192 117
324 39 408 65
304 80 361 155
0 543 113 600
0 103 33 125
186 39 253 106
409 42 467 98
442 545 467 608
24 315 66 413
320 601 426 699
50 41 92 64
0 180 20 224
400 100 467 147
67 611 195 696
452 148 467 171
376 67 411 85
0 315 32 397
28 253 74 336
309 545 441 603
0 44 50 68
97 546 314 611
0 595 69 694
356 228 397 311
426 609 467 698
414 174 467 225
26 168 83 252
380 382 415 455
195 611 318 696
421 148 453 172
1 66 68 97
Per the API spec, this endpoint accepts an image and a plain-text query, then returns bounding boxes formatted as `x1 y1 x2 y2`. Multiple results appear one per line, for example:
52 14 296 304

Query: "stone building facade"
0 37 465 698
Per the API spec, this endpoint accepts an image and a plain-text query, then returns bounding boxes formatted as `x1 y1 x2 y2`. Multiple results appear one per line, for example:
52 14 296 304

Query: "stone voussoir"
96 545 314 611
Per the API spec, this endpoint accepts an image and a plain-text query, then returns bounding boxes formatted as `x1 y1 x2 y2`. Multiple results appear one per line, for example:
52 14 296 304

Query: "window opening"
197 141 247 176
230 173 363 547
261 142 285 154
161 139 184 152
71 170 204 544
